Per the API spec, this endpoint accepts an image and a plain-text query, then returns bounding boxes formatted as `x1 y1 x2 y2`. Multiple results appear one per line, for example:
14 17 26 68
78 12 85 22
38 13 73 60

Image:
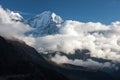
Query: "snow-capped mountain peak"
27 11 63 28
6 9 23 22
51 12 63 24
25 11 63 37
0 6 23 23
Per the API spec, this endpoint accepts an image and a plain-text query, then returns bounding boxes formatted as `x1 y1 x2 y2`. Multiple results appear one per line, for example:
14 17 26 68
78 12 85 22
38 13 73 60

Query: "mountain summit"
25 11 63 37
27 11 63 28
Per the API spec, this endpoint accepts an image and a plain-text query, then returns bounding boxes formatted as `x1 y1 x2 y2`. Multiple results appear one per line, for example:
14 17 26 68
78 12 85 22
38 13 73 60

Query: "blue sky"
0 0 120 24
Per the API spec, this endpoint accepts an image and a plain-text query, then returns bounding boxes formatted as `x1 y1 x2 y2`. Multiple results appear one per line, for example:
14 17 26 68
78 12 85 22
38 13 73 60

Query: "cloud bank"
0 6 120 69
33 21 120 61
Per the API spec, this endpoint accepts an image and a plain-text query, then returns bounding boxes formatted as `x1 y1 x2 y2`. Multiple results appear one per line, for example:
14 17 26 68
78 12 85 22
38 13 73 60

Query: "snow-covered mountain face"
0 6 23 23
6 10 23 22
25 11 63 37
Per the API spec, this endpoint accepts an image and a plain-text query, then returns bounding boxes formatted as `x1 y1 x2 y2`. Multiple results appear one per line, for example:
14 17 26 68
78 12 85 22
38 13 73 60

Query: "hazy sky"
0 0 120 24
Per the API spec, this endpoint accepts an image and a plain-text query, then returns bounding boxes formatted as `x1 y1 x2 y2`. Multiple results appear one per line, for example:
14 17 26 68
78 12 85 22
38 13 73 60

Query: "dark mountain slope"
0 36 69 80
0 36 117 80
